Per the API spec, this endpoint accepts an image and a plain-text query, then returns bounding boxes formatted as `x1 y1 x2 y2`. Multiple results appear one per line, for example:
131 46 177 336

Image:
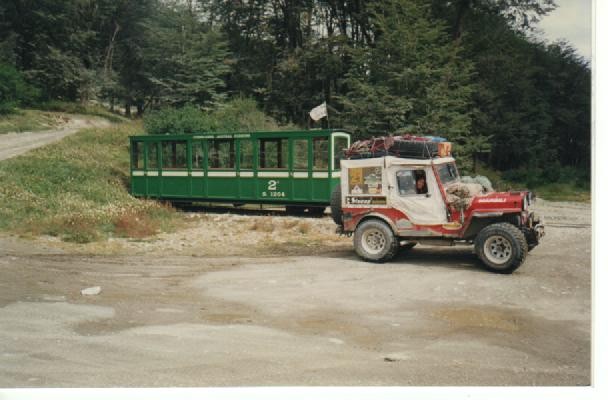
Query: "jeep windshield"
436 162 459 185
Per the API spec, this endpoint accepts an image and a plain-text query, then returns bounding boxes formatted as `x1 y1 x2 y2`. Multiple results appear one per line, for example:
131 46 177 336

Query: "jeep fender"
462 213 520 240
355 212 399 235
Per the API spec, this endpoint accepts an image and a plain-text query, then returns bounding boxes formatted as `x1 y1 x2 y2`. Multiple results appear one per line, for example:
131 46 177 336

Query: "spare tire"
330 184 343 225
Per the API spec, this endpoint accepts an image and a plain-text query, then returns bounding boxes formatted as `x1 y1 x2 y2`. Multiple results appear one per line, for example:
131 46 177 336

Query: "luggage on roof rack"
391 139 439 158
344 134 451 160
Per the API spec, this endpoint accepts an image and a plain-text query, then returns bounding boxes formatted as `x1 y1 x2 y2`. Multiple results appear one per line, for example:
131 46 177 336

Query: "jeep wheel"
474 223 528 274
354 219 399 262
330 185 342 225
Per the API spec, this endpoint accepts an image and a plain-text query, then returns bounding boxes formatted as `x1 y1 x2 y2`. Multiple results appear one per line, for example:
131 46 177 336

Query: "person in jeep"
415 175 428 194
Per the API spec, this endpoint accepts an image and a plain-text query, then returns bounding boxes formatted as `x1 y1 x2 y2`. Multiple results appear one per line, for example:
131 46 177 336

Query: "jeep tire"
330 185 343 225
354 219 399 263
474 222 528 274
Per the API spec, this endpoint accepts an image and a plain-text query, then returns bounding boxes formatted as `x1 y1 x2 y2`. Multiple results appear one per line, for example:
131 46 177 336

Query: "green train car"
129 129 350 213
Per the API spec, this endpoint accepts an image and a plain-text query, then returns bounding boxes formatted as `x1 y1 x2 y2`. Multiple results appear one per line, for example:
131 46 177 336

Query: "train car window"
239 140 254 169
209 139 235 169
147 142 158 169
333 136 348 170
313 137 328 170
132 142 144 169
259 138 287 169
294 139 308 170
162 141 187 169
192 141 204 169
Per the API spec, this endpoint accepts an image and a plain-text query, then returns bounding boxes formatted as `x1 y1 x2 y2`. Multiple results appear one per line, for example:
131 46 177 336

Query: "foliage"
142 2 230 108
211 98 281 131
143 105 209 135
0 0 591 192
0 64 39 113
144 98 279 135
0 122 177 242
474 162 589 202
336 0 475 142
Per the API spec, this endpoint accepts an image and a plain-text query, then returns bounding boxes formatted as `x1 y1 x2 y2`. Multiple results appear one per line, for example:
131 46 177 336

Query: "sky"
536 0 592 60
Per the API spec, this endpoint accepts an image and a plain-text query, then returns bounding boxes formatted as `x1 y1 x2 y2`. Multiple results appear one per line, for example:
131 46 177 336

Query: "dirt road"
0 200 591 387
0 116 111 161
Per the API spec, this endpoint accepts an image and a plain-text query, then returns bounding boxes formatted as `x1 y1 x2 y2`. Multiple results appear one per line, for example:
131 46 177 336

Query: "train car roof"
129 129 351 140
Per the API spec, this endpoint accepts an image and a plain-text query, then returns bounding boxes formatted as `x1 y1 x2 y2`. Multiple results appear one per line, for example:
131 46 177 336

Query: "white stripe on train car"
240 171 254 177
162 171 189 177
146 171 159 176
191 171 205 177
332 171 340 178
293 172 308 178
258 171 289 178
132 171 144 176
208 171 237 177
312 172 329 178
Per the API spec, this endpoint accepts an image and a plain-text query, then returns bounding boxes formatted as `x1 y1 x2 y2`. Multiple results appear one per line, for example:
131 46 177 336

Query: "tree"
431 0 556 40
142 1 230 109
336 0 475 147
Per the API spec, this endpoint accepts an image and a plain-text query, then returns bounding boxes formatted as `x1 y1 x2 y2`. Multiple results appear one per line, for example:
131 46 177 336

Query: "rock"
80 286 102 296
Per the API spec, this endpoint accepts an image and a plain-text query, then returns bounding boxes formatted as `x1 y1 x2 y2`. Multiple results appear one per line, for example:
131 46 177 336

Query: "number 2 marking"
267 180 277 191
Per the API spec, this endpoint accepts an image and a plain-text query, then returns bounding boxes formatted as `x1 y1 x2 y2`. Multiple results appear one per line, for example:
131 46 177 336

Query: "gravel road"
0 116 110 161
0 200 591 387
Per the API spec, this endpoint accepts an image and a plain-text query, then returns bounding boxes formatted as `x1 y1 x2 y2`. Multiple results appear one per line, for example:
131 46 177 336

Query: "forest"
0 0 591 187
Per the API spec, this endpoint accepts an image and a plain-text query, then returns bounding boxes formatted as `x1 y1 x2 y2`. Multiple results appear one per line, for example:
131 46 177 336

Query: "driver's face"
416 178 425 188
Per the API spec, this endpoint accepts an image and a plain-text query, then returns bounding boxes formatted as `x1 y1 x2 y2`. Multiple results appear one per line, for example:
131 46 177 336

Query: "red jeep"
331 138 544 273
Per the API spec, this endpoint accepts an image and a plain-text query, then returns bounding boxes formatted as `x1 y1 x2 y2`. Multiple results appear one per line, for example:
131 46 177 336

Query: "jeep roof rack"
343 134 452 160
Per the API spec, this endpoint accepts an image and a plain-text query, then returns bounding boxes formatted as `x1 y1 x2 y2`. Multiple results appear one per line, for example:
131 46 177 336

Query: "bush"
502 167 544 188
0 64 39 114
143 104 210 134
211 98 279 131
144 98 280 134
502 164 590 190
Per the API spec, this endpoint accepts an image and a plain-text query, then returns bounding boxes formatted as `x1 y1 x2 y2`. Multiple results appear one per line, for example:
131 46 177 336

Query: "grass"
0 121 178 243
0 109 66 134
531 183 591 202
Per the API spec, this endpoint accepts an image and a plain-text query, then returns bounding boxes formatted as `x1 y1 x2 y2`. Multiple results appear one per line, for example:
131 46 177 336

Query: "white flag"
309 102 327 121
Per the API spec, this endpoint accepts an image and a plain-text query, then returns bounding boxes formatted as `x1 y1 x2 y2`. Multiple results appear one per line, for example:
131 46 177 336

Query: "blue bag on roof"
424 136 447 142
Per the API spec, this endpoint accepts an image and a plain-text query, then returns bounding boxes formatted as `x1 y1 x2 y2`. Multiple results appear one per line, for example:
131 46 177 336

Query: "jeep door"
387 165 447 225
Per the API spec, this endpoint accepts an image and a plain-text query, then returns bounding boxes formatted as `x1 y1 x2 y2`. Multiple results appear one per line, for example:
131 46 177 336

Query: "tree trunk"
452 0 471 40
104 22 121 76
